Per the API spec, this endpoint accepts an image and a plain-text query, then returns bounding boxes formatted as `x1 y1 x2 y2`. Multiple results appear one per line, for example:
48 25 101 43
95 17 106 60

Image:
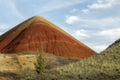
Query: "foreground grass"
0 39 120 80
0 69 82 80
0 52 80 80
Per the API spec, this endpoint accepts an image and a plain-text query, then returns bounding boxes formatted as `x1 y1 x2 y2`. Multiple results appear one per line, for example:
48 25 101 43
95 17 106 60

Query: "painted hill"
57 38 120 80
0 16 96 58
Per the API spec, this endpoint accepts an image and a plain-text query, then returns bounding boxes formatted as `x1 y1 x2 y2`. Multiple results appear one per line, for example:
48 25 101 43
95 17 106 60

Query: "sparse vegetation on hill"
56 38 120 80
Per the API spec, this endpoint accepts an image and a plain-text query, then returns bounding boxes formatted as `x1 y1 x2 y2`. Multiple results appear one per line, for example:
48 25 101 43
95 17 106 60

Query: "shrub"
35 47 48 74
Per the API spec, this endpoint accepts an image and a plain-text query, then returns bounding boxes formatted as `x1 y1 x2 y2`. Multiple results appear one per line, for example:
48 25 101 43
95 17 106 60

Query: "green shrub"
35 47 48 74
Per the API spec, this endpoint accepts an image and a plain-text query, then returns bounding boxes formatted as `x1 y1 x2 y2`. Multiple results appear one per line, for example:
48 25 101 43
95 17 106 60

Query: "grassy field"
0 39 119 80
0 52 79 80
0 53 36 71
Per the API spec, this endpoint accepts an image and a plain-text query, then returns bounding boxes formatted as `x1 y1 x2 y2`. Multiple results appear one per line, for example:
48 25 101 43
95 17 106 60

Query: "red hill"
0 16 96 58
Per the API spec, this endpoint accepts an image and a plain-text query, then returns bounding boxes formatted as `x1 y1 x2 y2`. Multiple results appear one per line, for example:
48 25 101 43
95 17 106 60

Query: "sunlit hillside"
56 39 120 80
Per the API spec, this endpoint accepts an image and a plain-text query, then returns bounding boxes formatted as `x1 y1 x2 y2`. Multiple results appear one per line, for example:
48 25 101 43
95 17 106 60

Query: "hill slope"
0 16 96 58
56 38 120 80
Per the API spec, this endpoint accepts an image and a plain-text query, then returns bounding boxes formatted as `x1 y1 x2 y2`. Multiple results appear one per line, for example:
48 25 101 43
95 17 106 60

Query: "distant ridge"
108 38 120 48
0 16 96 58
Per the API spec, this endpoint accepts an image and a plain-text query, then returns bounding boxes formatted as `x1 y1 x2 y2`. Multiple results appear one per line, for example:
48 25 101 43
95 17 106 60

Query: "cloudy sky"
0 0 120 52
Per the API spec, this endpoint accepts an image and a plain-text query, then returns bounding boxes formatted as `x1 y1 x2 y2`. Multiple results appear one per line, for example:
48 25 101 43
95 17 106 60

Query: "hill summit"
0 16 96 58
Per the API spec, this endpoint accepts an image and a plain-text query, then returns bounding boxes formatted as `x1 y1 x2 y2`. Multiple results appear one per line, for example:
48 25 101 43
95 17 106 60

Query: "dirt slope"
0 16 96 58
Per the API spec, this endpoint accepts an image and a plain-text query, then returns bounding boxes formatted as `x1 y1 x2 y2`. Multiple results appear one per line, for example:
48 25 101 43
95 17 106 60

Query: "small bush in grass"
35 47 48 74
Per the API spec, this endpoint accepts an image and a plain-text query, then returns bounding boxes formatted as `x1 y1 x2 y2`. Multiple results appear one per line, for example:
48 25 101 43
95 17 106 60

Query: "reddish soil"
0 16 96 58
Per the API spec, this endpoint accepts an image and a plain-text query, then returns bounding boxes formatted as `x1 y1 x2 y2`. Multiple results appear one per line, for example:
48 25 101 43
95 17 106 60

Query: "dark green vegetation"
0 39 120 80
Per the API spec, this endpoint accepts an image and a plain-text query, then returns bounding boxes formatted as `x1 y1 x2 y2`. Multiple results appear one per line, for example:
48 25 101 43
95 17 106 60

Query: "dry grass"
0 54 36 71
0 51 79 72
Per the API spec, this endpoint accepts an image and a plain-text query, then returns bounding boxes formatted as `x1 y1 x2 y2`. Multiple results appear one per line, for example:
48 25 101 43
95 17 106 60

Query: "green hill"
56 39 120 80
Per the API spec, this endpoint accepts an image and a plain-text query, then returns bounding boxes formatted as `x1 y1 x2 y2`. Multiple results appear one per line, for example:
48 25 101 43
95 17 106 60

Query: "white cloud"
40 0 84 12
88 0 120 9
87 17 120 28
88 1 112 9
85 42 108 52
98 28 120 39
66 16 80 24
66 16 120 28
0 0 24 19
65 15 120 52
81 9 89 13
93 45 108 52
70 8 79 13
72 29 90 40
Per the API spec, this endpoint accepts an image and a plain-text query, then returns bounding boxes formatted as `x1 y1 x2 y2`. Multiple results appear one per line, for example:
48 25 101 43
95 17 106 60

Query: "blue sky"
0 0 120 52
